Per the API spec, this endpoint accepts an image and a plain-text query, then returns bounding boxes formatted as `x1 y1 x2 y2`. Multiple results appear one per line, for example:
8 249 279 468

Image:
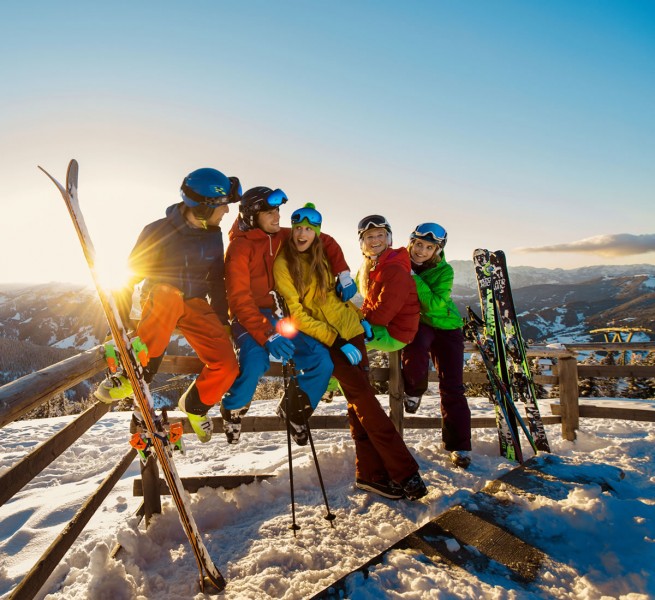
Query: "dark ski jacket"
128 203 229 322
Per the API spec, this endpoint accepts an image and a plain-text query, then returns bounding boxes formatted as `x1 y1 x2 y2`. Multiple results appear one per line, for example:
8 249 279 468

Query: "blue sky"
1 1 654 284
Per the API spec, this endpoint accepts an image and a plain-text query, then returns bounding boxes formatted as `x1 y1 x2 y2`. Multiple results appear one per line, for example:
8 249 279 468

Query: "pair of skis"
466 249 550 463
39 160 226 592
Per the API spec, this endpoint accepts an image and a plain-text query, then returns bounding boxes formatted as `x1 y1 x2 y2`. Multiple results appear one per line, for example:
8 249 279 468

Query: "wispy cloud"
516 234 655 257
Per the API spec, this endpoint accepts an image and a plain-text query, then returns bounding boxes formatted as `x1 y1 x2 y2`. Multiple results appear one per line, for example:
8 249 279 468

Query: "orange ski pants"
136 284 238 408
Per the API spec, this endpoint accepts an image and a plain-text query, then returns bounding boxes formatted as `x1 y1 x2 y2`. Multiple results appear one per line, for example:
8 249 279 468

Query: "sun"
94 254 135 292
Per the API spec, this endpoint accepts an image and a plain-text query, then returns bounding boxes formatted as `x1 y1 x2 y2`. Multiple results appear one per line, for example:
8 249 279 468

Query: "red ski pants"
330 334 419 484
136 284 238 408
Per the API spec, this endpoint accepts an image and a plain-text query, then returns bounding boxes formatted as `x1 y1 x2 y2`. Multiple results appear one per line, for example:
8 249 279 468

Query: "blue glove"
340 343 362 365
335 271 357 302
265 333 295 362
360 319 374 342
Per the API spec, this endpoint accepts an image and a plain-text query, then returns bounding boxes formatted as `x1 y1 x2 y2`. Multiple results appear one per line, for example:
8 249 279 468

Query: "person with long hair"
222 187 355 445
356 215 420 352
401 222 472 469
273 203 428 501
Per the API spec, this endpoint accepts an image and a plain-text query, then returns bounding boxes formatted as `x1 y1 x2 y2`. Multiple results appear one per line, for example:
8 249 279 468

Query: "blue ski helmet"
410 222 448 247
180 168 241 209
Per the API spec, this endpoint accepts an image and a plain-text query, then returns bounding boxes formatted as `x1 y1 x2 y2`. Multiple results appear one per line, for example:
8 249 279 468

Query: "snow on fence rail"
0 342 654 599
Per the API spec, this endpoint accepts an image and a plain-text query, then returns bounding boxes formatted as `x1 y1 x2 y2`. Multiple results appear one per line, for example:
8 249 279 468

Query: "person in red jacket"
221 187 355 444
356 215 420 352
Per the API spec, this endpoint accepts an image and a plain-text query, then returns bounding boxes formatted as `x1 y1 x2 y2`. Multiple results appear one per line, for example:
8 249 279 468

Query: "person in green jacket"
401 222 472 469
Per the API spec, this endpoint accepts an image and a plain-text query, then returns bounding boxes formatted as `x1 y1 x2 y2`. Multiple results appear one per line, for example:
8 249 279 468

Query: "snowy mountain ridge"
0 265 653 385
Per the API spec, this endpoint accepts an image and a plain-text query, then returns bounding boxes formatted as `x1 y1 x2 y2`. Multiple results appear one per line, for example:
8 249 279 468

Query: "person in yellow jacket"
273 203 428 501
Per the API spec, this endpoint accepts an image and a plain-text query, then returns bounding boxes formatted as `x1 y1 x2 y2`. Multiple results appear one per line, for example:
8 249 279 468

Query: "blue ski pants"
221 309 333 411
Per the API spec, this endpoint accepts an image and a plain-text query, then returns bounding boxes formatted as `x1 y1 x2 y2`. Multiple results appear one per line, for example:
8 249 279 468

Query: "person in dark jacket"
401 222 472 468
94 168 240 443
356 215 420 352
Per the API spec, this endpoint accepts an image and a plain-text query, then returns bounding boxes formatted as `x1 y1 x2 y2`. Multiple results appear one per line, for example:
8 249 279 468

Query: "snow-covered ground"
1 395 654 600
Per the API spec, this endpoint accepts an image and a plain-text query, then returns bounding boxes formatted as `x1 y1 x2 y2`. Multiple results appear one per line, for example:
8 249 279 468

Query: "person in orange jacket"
221 187 356 444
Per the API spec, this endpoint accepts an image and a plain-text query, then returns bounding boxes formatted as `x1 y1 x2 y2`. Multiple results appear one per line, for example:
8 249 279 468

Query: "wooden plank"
558 357 579 441
312 454 625 599
387 351 404 435
159 355 284 377
564 342 655 352
133 474 275 496
425 505 544 581
9 448 136 600
133 414 559 437
550 403 655 423
130 415 352 435
159 356 560 382
370 368 555 385
0 401 110 508
577 365 655 378
140 454 161 528
0 346 106 428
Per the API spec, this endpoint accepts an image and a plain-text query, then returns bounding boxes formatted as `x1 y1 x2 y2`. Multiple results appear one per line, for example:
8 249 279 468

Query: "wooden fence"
1 341 654 599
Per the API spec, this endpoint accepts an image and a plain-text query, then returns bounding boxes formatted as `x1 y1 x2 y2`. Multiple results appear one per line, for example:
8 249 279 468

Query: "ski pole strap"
131 337 149 366
269 289 287 320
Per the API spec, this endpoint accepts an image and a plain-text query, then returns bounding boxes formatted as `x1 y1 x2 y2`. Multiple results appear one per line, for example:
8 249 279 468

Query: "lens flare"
276 318 298 339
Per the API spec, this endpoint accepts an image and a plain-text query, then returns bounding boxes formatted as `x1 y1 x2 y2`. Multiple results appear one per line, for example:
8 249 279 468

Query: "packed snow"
1 394 654 600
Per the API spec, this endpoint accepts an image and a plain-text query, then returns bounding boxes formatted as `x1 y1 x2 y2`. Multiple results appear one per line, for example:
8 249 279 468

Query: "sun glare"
94 255 134 292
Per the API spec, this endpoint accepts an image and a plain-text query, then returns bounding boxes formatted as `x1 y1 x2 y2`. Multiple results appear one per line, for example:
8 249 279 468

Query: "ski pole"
289 360 336 527
282 361 301 535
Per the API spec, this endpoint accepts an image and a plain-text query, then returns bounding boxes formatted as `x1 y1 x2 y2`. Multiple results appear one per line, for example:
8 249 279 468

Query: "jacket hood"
377 246 412 272
228 216 274 242
167 202 221 234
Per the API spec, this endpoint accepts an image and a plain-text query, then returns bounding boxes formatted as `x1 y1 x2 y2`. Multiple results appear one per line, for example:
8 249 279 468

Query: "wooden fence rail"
1 341 654 599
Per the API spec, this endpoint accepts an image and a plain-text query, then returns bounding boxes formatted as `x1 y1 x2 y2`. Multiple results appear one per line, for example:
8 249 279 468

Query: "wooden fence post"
141 455 161 528
558 356 579 441
388 351 404 436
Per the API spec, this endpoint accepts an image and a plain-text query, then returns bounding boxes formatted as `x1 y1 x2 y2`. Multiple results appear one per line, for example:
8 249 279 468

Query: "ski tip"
37 164 52 178
201 573 226 593
67 159 79 185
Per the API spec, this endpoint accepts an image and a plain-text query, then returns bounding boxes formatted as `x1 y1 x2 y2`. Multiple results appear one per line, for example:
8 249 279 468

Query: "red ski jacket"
225 220 350 346
360 246 420 344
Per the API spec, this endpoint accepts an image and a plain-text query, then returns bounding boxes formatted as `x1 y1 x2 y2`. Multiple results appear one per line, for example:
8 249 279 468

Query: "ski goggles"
411 222 447 246
250 188 288 213
358 214 391 237
181 176 242 208
291 205 322 228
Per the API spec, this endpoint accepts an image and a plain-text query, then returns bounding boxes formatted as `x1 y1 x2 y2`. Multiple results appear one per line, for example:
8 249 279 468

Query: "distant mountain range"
448 261 655 342
1 262 654 385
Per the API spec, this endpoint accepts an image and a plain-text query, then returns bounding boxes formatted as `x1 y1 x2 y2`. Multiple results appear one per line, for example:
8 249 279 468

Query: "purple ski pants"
401 323 472 451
